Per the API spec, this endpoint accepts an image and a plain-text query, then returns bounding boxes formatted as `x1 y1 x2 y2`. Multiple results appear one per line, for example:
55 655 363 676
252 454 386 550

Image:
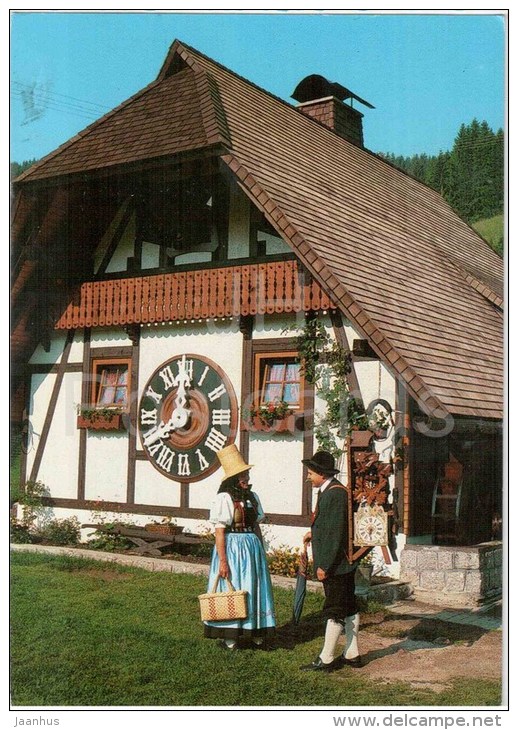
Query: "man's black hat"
301 450 339 476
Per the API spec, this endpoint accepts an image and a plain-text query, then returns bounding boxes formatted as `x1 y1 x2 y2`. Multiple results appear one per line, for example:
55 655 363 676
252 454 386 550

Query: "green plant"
88 499 129 527
359 549 375 566
76 405 124 422
266 545 312 578
10 517 34 544
286 319 369 456
18 480 50 529
86 530 134 552
37 517 81 545
245 400 290 426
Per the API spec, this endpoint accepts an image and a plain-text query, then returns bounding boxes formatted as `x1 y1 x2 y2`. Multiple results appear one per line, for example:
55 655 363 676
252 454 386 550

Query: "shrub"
267 544 312 578
18 480 50 528
86 529 134 552
10 517 34 544
37 517 81 546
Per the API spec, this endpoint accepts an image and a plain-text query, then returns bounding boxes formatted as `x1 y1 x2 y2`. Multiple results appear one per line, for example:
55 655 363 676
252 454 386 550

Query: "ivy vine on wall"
289 319 368 458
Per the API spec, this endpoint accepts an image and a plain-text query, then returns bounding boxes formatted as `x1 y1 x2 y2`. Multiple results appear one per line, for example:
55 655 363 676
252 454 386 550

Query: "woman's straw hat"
217 444 253 479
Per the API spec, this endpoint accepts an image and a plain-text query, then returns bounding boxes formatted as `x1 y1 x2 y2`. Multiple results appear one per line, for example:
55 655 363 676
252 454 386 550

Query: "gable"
11 39 504 420
14 64 230 184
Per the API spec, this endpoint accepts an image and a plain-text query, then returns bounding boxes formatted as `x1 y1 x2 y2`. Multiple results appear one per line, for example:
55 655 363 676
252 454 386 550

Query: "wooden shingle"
12 39 504 419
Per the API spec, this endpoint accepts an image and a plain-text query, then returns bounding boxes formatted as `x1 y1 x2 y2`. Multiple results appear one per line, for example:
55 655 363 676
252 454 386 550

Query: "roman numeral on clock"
145 385 163 405
204 427 227 453
155 444 175 472
211 409 231 425
140 408 157 425
207 383 226 402
195 448 209 471
158 365 176 391
197 365 209 387
178 453 191 476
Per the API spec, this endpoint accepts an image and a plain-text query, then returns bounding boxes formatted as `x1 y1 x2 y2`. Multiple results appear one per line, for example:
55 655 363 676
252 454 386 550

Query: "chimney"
291 74 374 148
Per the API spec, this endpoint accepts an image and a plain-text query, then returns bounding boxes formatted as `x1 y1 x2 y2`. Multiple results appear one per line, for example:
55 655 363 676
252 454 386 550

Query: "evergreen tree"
10 159 38 179
379 119 503 224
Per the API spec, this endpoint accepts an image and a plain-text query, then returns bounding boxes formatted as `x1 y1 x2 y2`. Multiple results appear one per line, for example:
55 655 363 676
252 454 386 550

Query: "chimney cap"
291 74 375 109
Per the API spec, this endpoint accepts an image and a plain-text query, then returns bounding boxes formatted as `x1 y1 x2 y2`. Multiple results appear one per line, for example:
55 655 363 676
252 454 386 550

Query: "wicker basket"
198 577 248 621
145 523 183 535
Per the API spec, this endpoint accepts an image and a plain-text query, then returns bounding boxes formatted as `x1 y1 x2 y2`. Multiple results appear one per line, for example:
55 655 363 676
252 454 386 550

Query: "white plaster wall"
138 320 242 395
227 180 250 259
342 320 396 410
259 524 308 552
25 372 55 480
28 330 84 366
188 468 224 510
84 432 128 503
134 461 182 507
90 328 134 348
174 251 212 266
263 231 291 255
93 201 132 274
141 241 161 269
26 372 82 498
252 312 305 339
248 433 305 515
105 212 135 274
354 360 395 411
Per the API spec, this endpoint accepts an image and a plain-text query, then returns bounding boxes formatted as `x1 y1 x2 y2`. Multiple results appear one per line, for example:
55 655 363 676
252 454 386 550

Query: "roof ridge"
172 43 232 149
175 40 469 204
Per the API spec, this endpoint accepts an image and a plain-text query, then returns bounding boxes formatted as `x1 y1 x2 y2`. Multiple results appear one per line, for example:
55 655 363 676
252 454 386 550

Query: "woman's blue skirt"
203 532 276 640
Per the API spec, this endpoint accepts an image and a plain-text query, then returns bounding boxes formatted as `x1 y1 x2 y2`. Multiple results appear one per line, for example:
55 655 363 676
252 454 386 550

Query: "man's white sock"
319 619 343 664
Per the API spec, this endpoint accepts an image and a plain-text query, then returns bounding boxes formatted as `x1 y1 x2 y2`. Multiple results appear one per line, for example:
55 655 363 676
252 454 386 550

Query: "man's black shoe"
299 656 339 673
341 655 363 668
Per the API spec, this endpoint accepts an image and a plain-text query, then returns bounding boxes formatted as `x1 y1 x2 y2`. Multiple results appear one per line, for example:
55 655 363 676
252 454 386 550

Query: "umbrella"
292 546 309 625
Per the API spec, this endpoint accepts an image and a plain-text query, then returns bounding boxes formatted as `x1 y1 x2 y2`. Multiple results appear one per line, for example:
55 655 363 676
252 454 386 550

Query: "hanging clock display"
138 354 238 482
354 503 389 547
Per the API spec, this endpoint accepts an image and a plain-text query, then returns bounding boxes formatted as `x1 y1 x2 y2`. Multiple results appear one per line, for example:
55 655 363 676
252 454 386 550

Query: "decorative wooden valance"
55 259 335 330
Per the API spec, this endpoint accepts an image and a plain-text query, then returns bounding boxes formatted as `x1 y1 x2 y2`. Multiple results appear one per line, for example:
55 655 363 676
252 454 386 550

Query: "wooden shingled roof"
13 40 504 420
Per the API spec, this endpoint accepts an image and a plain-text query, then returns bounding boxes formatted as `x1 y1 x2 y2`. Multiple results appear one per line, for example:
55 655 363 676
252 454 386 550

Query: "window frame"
90 357 132 411
253 350 304 411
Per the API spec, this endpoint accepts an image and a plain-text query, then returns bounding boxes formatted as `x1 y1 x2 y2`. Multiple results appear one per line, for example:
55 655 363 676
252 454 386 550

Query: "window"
254 352 303 410
91 359 131 409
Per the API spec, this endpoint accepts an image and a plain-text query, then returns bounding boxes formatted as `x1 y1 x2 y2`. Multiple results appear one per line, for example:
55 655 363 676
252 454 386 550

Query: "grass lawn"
10 552 501 707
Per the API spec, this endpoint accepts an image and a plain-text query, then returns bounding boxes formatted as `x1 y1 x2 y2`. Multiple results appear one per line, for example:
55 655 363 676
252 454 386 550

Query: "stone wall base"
400 542 502 608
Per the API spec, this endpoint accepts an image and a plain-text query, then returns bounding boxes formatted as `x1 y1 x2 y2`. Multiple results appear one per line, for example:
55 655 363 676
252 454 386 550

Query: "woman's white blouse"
209 491 265 529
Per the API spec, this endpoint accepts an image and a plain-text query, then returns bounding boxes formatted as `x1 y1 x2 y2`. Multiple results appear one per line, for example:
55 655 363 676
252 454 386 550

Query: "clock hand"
143 356 193 447
143 405 191 447
171 354 192 428
143 419 176 447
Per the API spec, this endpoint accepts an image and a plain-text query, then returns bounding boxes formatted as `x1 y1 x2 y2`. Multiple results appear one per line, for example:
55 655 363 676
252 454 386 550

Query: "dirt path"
347 612 503 693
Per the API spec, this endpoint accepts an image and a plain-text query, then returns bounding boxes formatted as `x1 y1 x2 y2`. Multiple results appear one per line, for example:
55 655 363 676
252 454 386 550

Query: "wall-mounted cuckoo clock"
138 354 238 482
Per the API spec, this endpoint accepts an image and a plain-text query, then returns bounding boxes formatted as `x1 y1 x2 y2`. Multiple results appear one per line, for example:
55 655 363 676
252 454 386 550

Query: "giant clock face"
138 354 238 482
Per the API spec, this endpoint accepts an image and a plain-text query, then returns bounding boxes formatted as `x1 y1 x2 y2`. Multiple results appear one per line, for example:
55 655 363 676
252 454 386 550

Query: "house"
11 40 503 605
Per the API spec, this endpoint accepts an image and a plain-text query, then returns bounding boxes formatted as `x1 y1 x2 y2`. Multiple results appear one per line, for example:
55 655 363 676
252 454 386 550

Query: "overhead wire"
11 80 112 123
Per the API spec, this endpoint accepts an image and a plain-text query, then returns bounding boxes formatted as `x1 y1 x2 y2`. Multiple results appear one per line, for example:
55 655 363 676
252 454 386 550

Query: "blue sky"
10 9 506 163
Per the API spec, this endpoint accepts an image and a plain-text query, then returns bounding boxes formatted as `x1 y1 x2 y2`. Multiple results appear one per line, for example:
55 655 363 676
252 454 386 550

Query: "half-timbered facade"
11 41 504 602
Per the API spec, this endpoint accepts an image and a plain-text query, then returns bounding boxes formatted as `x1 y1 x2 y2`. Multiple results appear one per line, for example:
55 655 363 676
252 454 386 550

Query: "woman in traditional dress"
203 444 276 650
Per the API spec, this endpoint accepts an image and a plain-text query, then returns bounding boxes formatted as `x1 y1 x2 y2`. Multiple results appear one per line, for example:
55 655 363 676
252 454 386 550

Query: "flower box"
242 414 297 434
77 413 126 431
